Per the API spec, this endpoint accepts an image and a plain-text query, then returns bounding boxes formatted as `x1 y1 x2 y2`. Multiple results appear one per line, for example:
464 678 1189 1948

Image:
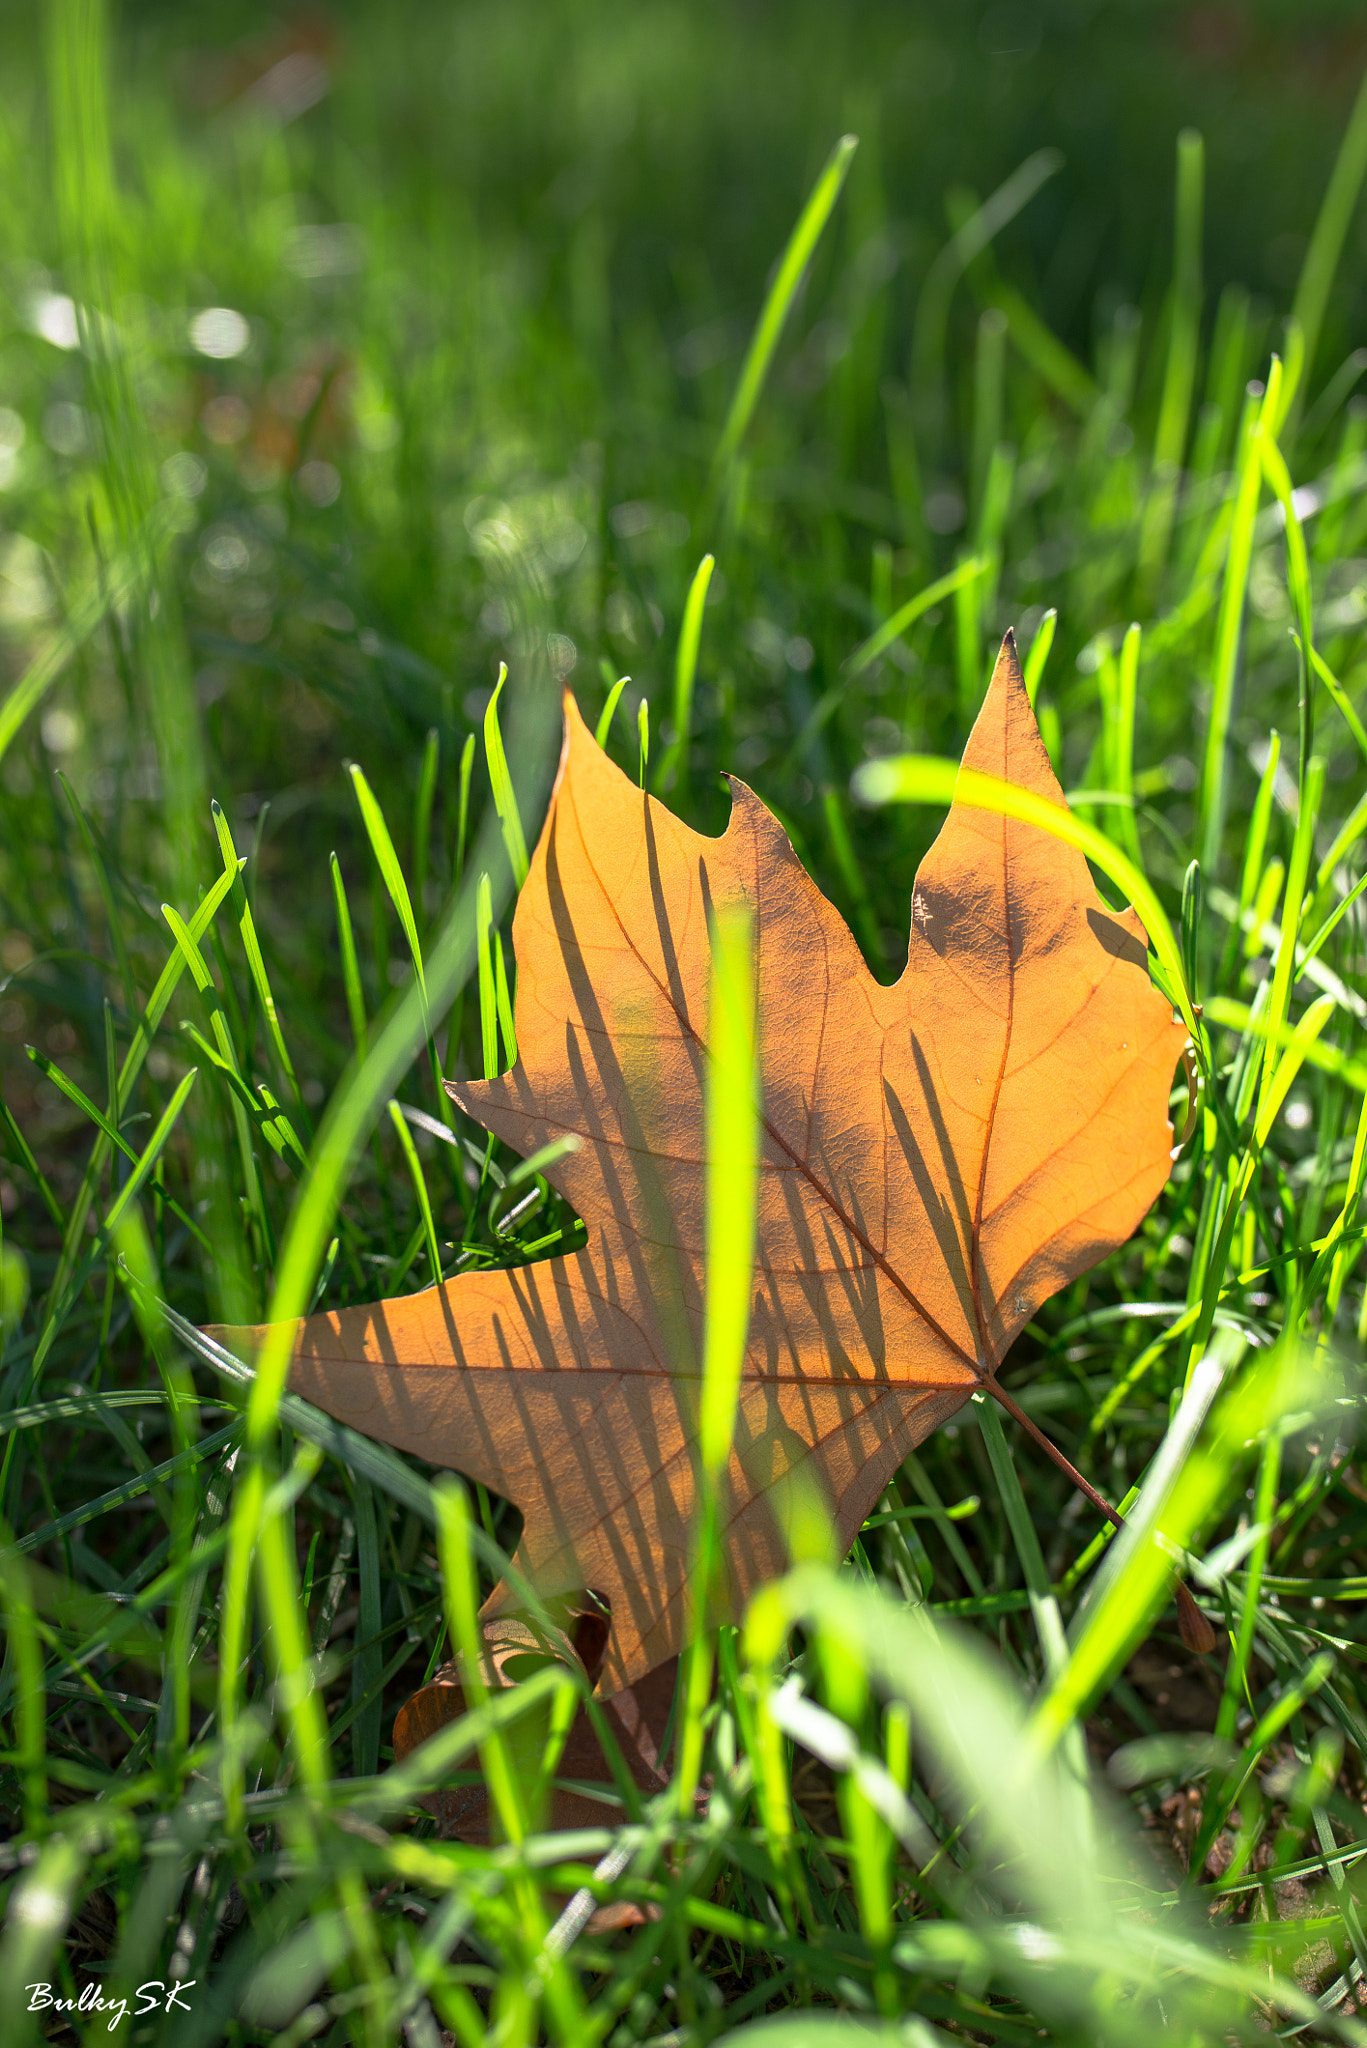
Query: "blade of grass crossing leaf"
433 1480 528 1840
387 1100 442 1285
330 853 368 1057
504 1133 581 1192
476 874 498 1081
852 754 1198 1040
483 663 529 888
657 553 714 792
435 1493 587 2034
713 133 857 481
700 905 761 1478
680 902 761 1822
1201 364 1277 872
594 672 631 749
637 696 649 786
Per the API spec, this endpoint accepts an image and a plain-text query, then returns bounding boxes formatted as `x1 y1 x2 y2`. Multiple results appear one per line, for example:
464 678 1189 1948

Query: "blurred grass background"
8 0 1367 2041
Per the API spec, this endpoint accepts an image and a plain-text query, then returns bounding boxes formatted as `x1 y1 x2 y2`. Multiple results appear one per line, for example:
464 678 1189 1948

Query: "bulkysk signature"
25 1980 195 2029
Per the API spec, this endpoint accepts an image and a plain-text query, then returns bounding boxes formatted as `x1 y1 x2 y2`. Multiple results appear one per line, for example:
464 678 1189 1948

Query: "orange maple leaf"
224 634 1186 1695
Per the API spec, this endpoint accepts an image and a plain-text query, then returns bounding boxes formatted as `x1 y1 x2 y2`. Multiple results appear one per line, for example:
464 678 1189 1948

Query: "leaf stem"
987 1376 1216 1652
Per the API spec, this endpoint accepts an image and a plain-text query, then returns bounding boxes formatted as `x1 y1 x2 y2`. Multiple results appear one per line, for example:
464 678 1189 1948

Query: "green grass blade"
414 726 439 925
657 553 714 793
1022 607 1057 708
910 148 1063 404
483 663 530 888
698 903 761 1481
677 902 761 1824
350 1474 383 1777
1257 755 1325 1119
1138 129 1203 594
1200 366 1276 872
975 1393 1068 1685
713 133 858 481
0 556 134 767
594 673 631 749
853 753 1196 1038
212 800 300 1102
330 852 369 1057
1291 62 1367 411
349 761 426 1003
476 872 498 1080
454 731 476 889
843 556 985 685
387 1099 443 1284
1307 644 1367 766
1108 621 1142 861
494 929 517 1068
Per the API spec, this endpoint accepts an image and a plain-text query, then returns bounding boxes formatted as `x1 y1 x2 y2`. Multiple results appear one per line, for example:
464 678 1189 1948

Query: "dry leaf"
391 1634 678 1847
217 633 1185 1696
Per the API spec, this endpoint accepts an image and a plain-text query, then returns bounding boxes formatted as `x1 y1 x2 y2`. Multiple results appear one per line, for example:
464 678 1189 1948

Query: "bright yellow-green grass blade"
483 663 529 888
658 553 714 791
348 761 426 1005
853 753 1197 1040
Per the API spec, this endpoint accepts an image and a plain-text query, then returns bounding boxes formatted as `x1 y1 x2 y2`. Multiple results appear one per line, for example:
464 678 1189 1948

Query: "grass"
6 0 1367 2039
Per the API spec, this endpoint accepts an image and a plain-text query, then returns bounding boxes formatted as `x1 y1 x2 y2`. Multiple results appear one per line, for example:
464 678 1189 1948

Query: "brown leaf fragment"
214 633 1186 1695
391 1635 678 1842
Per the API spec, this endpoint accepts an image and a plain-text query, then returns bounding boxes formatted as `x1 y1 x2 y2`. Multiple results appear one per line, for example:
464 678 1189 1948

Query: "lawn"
5 1 1367 2041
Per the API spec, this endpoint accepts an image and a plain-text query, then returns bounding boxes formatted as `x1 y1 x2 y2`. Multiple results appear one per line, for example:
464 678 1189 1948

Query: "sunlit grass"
5 1 1367 2041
